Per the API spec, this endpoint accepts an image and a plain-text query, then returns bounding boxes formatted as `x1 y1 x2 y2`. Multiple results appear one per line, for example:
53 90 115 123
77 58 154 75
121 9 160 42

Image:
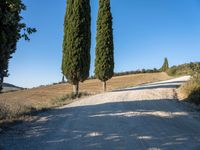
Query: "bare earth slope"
1 76 200 150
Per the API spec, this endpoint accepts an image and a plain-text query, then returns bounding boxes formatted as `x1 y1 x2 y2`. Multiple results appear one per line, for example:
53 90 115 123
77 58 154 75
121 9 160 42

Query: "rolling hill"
2 83 23 92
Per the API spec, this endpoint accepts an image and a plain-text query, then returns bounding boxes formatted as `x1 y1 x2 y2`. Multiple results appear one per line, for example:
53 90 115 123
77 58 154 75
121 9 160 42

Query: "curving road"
1 76 200 150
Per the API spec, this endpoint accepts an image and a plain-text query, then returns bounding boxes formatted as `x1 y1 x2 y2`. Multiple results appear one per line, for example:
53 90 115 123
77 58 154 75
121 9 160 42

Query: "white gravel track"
1 76 200 150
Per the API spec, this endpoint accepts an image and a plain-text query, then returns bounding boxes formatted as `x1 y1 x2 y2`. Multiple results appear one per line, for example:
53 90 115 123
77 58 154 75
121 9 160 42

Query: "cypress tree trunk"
103 81 107 92
73 82 79 95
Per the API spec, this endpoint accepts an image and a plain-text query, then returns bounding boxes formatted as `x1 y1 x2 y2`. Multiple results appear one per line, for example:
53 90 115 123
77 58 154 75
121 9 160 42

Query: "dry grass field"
0 72 170 120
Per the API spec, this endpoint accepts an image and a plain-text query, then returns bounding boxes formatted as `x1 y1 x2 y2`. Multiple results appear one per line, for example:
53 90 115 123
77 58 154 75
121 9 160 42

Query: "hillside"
2 83 23 92
0 72 170 119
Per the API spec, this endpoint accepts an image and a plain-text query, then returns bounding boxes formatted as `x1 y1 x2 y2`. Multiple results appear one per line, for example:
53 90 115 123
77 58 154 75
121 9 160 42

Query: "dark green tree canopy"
95 0 114 82
62 0 91 85
0 0 36 91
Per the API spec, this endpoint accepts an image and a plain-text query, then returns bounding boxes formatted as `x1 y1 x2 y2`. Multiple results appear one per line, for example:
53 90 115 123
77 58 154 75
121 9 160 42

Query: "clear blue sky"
5 0 200 88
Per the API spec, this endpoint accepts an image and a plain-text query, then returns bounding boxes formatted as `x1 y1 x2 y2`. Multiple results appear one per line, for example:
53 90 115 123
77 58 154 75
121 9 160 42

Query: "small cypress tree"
62 0 91 95
95 0 114 92
161 57 169 72
62 75 65 83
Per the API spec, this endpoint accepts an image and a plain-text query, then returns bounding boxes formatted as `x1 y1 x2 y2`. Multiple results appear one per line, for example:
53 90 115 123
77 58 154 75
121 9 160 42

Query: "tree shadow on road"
1 98 200 150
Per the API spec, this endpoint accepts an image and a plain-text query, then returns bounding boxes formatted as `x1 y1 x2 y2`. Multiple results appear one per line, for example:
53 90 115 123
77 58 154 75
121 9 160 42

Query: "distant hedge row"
89 68 160 79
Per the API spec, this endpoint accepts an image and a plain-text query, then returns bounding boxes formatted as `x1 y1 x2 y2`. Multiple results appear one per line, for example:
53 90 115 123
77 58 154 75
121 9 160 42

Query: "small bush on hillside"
51 92 90 106
62 92 90 100
180 74 200 105
167 66 178 76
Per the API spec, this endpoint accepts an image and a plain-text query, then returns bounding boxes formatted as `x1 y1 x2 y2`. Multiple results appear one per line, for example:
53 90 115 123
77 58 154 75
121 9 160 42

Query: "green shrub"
167 66 177 76
188 88 200 105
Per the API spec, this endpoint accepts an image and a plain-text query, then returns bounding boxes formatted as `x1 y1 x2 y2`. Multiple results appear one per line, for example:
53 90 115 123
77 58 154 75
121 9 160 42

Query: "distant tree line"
88 57 169 80
88 68 160 80
114 68 160 76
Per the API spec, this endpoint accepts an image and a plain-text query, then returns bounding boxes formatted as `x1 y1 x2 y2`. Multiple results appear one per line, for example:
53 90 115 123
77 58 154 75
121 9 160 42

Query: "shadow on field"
1 98 200 150
113 80 185 92
145 80 185 86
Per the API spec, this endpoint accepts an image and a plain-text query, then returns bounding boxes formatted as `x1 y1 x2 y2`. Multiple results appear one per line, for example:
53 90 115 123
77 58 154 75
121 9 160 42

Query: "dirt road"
1 76 200 150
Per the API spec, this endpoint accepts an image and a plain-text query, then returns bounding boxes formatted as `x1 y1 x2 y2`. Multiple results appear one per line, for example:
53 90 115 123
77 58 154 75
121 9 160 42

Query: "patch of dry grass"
0 102 36 120
0 72 170 122
0 92 90 123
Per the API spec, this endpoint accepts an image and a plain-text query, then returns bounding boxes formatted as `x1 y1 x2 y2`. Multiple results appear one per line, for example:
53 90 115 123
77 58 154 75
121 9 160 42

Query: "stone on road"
1 76 200 150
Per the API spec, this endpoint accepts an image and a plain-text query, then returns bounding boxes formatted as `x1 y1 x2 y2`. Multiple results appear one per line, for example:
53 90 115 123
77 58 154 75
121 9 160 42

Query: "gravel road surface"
1 76 200 150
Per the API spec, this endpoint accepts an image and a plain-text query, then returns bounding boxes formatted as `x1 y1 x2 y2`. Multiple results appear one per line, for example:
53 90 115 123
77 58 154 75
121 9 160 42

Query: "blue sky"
5 0 200 88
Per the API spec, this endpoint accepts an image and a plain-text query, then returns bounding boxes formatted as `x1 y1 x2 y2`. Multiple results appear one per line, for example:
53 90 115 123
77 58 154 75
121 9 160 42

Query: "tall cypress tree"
160 57 169 72
95 0 114 92
62 0 91 95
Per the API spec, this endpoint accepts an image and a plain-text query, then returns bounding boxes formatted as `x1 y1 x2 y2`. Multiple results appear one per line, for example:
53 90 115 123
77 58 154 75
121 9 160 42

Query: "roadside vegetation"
180 74 200 105
167 62 200 105
0 102 35 121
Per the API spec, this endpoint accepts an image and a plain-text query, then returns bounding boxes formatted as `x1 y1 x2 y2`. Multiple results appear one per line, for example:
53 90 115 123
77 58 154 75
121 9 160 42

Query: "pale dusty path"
1 76 200 150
